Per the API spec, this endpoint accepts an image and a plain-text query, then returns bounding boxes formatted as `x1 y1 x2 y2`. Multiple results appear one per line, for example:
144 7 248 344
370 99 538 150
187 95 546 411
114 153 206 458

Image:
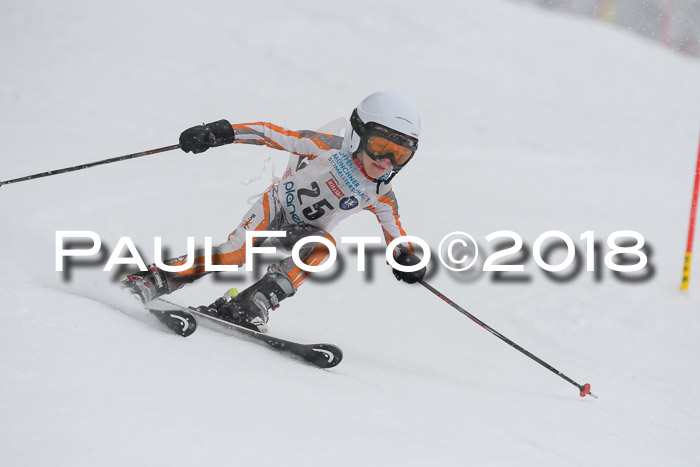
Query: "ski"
156 298 343 369
146 308 198 337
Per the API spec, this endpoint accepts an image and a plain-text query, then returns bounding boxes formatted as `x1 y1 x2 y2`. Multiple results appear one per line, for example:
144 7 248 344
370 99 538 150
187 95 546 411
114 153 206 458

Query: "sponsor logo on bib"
339 196 359 210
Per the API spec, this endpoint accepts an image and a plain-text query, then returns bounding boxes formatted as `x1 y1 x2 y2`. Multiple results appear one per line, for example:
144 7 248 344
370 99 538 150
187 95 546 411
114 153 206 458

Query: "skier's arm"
232 122 343 159
179 120 342 158
365 190 415 256
367 191 426 284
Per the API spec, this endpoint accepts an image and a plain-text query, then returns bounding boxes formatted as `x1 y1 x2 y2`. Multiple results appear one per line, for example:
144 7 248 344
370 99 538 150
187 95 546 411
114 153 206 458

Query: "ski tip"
307 344 343 369
178 314 198 337
149 309 198 337
580 383 595 398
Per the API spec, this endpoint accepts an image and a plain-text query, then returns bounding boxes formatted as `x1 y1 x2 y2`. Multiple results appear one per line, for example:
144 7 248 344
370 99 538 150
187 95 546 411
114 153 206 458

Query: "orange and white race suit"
166 121 413 291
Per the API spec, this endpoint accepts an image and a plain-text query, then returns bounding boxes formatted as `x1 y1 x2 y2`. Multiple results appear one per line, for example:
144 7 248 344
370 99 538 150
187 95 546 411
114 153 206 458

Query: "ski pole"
0 144 180 188
418 280 597 399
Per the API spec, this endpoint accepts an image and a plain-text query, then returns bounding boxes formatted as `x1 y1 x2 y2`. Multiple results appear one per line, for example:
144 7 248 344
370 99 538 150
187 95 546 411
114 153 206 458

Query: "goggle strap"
350 109 365 136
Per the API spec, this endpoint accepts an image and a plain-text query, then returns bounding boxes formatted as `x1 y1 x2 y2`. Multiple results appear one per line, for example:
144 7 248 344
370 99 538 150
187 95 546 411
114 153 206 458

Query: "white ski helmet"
349 91 421 173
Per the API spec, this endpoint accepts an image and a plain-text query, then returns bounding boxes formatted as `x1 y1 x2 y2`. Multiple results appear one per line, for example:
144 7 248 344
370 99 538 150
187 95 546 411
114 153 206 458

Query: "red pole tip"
580 383 591 397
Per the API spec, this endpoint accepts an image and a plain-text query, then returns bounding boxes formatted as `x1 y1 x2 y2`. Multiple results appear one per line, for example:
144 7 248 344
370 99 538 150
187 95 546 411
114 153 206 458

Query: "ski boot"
210 272 296 333
120 264 173 304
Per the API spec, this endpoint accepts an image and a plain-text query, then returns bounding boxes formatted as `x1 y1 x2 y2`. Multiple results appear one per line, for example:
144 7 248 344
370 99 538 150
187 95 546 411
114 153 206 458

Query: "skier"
122 91 427 332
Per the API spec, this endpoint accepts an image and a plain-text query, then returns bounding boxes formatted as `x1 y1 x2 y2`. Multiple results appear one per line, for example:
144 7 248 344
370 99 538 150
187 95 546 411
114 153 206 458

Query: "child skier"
122 91 426 332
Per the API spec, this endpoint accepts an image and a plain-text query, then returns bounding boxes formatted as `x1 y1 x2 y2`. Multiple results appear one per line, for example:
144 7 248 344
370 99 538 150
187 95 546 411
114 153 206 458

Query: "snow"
2 0 700 465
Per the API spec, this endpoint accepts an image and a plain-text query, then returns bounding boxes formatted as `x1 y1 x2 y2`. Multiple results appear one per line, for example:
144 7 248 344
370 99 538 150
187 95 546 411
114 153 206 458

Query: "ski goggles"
350 108 419 170
363 133 416 169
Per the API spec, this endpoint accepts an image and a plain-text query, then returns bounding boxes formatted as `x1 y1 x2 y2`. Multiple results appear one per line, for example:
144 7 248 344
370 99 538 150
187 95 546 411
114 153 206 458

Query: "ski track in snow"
2 0 700 465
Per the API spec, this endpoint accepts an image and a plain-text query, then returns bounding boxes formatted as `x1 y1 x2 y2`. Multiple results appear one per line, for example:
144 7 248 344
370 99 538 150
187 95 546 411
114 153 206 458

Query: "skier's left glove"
179 119 235 154
392 252 426 284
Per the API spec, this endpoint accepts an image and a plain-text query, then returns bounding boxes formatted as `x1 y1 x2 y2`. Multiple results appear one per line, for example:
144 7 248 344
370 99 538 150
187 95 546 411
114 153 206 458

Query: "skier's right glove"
179 119 235 154
392 252 426 284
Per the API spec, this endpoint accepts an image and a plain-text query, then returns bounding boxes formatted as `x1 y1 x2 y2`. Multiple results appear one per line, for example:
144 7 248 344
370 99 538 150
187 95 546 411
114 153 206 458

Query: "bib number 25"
298 182 335 221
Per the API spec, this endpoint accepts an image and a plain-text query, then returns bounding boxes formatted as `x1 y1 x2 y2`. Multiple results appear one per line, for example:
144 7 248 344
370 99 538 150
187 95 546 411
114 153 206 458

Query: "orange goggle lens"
365 135 414 166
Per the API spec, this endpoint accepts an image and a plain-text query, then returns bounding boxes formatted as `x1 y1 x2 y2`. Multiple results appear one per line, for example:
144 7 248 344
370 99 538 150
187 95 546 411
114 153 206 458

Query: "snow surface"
2 0 700 465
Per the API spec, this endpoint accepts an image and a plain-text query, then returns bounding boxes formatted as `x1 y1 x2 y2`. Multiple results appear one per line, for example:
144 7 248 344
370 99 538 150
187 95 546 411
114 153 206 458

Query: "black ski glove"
392 252 426 284
179 119 235 154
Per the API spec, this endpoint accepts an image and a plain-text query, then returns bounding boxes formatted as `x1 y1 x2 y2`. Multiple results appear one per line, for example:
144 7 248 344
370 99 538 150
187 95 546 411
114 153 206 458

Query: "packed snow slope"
2 1 700 465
